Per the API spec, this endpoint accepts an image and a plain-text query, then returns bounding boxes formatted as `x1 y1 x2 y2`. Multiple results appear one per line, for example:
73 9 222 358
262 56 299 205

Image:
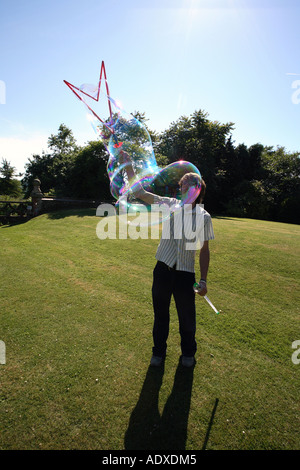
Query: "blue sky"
0 0 299 174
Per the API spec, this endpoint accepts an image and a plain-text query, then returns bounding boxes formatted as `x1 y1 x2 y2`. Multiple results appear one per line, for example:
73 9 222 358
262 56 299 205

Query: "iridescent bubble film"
82 90 158 201
68 81 202 223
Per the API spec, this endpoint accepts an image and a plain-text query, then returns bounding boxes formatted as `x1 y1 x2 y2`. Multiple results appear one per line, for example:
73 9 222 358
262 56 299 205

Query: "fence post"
31 178 43 216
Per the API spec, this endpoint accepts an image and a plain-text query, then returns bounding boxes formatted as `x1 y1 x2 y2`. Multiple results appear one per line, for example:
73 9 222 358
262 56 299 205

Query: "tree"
69 140 111 200
156 110 235 212
260 146 300 223
0 159 23 198
22 125 79 197
19 115 300 224
48 123 78 156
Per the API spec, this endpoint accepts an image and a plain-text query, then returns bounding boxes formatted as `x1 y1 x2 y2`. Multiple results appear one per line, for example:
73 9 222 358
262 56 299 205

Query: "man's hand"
196 280 207 297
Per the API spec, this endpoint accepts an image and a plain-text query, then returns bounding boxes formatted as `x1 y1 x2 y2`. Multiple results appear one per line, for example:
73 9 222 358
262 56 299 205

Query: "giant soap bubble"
82 89 201 206
64 73 201 224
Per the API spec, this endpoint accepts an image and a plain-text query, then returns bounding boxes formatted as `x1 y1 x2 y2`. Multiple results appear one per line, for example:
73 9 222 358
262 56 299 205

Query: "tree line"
1 110 299 224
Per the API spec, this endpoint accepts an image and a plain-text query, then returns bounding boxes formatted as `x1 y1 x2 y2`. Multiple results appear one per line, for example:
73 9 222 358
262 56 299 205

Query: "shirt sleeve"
152 195 180 208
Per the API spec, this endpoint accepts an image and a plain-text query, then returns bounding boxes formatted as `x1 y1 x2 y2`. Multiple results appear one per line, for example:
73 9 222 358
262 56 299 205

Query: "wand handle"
193 283 220 314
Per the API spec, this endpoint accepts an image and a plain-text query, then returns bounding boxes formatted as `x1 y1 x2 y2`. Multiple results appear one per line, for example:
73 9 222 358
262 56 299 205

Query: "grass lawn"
0 209 299 450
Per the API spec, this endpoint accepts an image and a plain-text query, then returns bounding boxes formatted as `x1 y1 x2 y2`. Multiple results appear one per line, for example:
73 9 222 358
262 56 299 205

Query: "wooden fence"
0 179 113 224
0 200 32 223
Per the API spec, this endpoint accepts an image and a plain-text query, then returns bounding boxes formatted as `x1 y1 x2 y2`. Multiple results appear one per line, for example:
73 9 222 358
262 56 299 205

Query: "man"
120 152 214 367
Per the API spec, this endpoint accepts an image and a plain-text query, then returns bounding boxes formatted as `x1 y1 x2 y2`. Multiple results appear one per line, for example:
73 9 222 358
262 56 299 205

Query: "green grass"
0 209 299 450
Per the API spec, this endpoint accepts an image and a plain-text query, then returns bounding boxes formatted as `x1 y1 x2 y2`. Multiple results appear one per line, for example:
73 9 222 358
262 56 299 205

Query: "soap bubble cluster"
77 85 202 219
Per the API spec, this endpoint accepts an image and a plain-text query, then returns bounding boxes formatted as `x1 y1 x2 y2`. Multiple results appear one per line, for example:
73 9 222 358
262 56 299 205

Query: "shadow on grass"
45 208 97 219
0 208 97 226
0 217 29 228
201 398 219 450
124 359 195 450
213 215 246 222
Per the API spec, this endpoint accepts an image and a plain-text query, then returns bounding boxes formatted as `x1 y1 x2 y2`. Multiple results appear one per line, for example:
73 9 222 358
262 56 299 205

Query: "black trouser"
152 261 197 358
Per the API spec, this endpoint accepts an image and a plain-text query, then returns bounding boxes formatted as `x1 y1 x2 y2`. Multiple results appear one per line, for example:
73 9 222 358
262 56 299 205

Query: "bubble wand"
193 283 220 314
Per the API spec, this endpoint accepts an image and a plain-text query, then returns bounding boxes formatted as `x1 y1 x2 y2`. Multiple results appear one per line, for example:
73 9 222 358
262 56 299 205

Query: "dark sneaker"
181 356 195 367
150 355 163 367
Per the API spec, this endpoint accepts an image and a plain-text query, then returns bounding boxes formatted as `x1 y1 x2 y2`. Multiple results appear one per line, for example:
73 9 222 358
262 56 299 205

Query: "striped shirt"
152 195 214 273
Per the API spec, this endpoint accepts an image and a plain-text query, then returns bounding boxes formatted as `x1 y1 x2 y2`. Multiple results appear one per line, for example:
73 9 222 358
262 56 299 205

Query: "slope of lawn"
0 209 299 450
